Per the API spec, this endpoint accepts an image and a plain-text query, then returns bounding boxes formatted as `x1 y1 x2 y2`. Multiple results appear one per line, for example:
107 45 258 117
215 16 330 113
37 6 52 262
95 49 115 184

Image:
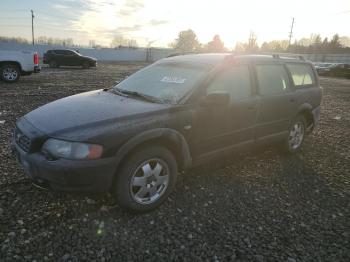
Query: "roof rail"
166 51 203 58
268 53 305 61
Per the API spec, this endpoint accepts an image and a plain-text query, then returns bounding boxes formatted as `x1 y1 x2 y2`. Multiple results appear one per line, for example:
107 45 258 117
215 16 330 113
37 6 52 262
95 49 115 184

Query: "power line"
35 10 77 21
0 25 30 27
0 17 31 20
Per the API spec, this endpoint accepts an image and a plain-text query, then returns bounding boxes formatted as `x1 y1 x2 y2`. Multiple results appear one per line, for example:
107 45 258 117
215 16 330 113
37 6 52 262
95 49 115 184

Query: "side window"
287 63 315 87
207 65 252 102
256 64 290 95
63 50 74 55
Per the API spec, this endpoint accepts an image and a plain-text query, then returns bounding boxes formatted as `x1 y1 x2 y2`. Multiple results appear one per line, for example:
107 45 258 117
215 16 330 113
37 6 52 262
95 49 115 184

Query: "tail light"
34 52 39 65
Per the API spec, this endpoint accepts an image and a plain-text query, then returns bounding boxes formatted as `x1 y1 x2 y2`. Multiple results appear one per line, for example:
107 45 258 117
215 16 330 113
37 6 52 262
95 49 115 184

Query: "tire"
283 115 307 154
1 64 20 82
82 62 90 69
113 146 178 213
49 60 59 68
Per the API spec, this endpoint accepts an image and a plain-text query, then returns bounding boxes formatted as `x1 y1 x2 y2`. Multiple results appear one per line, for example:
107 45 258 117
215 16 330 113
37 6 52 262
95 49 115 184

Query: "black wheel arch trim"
296 103 315 129
114 128 192 171
0 61 22 71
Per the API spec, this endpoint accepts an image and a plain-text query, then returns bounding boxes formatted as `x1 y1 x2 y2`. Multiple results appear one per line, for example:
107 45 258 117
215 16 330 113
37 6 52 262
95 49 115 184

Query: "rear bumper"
12 140 117 193
311 106 321 130
34 65 41 73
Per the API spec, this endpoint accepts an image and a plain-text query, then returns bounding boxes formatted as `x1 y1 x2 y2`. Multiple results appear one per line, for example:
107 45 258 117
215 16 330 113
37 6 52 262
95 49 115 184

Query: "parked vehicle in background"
43 49 97 68
317 63 350 78
0 50 40 82
314 62 335 70
13 53 322 212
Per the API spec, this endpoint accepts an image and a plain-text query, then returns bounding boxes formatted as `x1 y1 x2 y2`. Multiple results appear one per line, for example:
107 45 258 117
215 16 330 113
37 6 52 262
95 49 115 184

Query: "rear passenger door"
254 63 297 140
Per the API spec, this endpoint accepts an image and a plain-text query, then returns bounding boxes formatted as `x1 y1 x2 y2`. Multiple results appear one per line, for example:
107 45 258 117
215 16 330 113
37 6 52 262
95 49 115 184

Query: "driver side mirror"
199 92 230 107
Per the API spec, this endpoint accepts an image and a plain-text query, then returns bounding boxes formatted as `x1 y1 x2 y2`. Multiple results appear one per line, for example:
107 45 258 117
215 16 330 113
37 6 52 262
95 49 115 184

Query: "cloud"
117 0 144 17
52 0 169 45
149 19 169 26
116 24 143 33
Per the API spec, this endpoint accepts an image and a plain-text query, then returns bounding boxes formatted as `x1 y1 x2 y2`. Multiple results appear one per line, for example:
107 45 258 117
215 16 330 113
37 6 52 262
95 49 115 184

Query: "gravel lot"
0 63 349 261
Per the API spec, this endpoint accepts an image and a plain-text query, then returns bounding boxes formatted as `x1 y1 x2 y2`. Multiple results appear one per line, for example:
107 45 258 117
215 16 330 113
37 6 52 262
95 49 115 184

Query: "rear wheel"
284 115 306 154
1 64 20 82
113 146 178 213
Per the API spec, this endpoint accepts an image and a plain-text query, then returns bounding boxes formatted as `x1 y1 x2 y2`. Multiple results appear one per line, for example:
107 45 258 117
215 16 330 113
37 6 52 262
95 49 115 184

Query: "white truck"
0 50 40 82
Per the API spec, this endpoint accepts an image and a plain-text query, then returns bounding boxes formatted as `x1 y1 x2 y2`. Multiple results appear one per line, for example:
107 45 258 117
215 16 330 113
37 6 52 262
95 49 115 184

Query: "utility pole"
288 17 295 46
31 10 34 46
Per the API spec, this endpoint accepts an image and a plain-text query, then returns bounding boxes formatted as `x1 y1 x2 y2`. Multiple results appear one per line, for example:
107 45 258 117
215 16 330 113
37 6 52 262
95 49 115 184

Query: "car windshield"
112 62 211 103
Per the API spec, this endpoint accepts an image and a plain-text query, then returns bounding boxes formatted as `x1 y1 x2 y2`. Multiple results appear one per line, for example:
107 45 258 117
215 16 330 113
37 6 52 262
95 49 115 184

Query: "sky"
0 0 349 48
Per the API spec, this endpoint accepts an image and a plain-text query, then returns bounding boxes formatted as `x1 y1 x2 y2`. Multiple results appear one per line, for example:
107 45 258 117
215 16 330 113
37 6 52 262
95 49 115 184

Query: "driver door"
192 64 258 159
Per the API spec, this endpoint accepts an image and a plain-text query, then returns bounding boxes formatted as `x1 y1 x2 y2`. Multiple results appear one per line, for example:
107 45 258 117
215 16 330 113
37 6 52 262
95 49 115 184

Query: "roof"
160 53 309 66
161 53 230 66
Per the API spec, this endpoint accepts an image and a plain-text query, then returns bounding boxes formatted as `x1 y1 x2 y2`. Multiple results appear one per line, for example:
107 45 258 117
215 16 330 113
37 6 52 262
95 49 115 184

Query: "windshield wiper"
114 88 163 103
107 88 129 97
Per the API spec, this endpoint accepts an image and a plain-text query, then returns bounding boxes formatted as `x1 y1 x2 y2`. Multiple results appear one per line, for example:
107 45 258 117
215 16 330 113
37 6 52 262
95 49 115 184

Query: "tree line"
0 36 78 47
171 29 350 54
1 30 350 53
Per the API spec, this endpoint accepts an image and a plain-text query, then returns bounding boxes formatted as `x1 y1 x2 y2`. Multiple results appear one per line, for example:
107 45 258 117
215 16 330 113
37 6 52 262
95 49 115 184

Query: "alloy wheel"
288 122 305 150
130 158 170 205
3 67 18 81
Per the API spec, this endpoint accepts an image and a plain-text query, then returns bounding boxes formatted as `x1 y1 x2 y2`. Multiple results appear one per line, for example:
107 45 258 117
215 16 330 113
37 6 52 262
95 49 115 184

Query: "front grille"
14 127 31 152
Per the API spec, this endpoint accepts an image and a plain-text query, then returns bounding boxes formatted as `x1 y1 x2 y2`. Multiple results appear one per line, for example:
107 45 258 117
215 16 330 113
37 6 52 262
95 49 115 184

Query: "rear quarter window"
286 63 315 87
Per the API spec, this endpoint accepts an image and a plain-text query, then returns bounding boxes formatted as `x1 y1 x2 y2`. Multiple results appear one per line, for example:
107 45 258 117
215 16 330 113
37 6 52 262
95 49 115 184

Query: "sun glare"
29 0 350 47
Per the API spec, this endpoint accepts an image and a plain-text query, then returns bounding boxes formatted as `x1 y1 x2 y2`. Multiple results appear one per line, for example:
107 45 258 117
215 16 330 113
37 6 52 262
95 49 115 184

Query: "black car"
43 49 97 68
13 54 322 212
317 63 350 78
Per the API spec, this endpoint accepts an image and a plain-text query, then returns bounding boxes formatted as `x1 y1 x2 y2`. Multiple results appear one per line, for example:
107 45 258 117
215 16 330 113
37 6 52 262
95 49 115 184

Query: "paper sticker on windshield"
161 76 186 84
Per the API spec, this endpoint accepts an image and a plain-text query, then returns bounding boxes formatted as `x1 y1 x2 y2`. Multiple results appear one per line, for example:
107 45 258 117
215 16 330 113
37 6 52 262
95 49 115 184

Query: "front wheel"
1 64 20 82
284 115 306 154
113 146 178 213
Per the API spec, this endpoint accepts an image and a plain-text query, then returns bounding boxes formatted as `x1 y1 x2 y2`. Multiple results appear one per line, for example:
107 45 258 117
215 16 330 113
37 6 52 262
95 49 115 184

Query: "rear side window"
287 63 315 87
65 50 76 55
207 65 252 102
256 64 290 95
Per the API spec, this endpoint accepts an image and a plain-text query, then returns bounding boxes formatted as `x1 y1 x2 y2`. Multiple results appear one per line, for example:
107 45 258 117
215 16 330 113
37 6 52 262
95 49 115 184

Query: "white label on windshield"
161 76 186 84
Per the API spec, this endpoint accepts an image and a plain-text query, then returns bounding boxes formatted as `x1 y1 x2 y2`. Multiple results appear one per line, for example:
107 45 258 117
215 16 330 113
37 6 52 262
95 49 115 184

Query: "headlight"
42 139 103 160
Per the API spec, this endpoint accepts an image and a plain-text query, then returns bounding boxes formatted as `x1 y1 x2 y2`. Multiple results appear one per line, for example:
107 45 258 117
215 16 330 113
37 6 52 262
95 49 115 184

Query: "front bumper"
12 140 117 193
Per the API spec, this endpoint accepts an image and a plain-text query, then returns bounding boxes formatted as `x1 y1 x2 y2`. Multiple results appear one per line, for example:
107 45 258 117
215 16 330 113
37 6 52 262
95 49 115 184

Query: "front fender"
114 128 192 171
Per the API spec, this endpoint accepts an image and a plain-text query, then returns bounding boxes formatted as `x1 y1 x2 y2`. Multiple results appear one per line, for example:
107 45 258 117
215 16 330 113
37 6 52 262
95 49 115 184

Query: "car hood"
23 90 170 136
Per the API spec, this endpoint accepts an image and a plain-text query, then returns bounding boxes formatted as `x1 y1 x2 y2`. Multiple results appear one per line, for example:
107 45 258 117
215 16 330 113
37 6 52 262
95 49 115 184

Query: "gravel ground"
0 63 349 261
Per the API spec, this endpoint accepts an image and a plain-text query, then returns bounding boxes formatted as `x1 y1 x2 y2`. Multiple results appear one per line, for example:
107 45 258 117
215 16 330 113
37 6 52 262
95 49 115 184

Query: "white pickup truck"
0 50 40 82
